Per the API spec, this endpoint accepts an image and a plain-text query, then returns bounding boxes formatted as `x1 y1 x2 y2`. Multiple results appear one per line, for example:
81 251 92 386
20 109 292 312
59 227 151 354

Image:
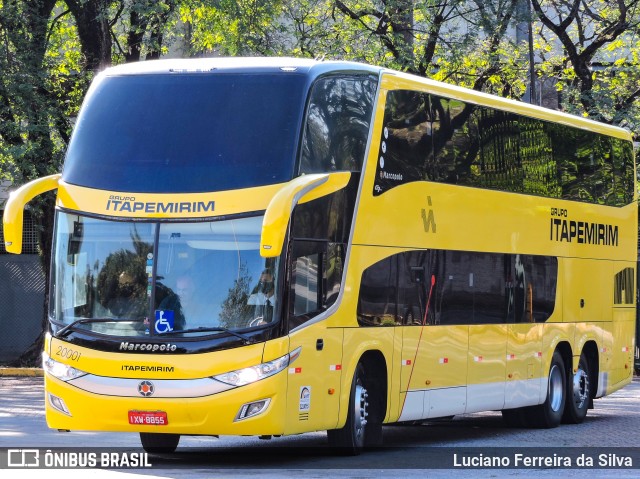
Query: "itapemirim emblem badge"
138 380 155 397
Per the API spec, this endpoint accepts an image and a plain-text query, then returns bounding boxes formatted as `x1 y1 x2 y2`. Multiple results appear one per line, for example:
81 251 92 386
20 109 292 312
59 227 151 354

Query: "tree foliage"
531 0 640 126
0 0 182 364
180 1 640 130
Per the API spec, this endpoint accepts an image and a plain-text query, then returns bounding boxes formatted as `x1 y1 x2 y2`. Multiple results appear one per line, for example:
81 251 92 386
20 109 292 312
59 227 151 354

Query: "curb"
0 367 44 377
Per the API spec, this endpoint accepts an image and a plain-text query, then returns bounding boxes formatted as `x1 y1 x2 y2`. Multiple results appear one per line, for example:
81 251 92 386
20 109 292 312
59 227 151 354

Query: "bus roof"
383 69 633 141
100 57 632 141
100 57 382 78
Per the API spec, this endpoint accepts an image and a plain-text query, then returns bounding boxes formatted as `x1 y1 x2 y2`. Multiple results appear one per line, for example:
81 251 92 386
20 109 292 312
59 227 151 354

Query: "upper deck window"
62 73 307 193
375 89 635 206
299 74 377 173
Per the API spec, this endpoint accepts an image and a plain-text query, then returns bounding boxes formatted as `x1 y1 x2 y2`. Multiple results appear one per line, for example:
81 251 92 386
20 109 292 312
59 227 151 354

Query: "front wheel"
562 352 590 424
327 363 368 455
139 432 180 454
526 351 566 428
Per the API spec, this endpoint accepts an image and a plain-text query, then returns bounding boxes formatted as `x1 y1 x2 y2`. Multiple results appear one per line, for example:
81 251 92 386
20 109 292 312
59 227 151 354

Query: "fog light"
48 393 71 416
235 398 271 421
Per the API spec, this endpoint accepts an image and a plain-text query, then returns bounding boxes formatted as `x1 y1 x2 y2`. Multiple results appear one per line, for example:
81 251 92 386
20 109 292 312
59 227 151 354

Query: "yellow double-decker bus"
3 58 636 454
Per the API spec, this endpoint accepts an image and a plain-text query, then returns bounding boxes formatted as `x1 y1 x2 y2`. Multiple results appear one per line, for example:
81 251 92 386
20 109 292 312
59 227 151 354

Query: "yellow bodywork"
260 172 351 257
45 335 291 435
2 174 61 254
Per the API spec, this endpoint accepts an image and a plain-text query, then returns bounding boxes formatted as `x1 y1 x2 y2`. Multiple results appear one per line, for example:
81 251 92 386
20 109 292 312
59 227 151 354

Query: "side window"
287 184 355 329
357 255 398 326
464 252 504 325
610 138 635 206
504 254 557 323
475 108 524 191
357 250 558 327
374 90 433 196
436 251 476 325
377 90 634 206
291 246 320 317
504 254 529 323
516 115 561 198
431 96 479 185
552 126 616 205
300 75 377 174
398 251 432 325
288 240 345 329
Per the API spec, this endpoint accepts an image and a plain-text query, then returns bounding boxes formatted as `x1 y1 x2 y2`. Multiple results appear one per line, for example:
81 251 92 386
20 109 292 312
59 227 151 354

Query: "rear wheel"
139 433 180 453
562 352 590 424
526 351 566 428
327 363 368 455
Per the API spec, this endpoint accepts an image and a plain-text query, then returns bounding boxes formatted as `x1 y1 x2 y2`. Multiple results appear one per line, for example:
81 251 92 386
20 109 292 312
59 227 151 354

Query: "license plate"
128 410 168 426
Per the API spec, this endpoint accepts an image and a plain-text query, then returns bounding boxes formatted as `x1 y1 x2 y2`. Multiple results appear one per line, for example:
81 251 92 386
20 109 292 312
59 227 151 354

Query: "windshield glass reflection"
154 217 278 335
52 212 278 337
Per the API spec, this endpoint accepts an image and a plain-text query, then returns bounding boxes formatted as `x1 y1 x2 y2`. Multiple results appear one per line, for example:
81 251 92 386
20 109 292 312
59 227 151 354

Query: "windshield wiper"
56 318 144 338
160 326 255 344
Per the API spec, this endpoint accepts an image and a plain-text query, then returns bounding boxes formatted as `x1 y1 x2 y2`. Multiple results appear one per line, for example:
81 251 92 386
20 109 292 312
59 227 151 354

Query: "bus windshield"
62 72 307 193
52 212 279 337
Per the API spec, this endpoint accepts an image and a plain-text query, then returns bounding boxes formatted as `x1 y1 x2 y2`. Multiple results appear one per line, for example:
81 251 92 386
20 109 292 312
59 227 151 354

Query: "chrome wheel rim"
548 364 564 412
572 366 589 409
353 383 368 442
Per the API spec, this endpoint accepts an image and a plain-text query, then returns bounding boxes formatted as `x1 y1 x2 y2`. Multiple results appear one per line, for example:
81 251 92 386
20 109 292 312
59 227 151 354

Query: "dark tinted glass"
63 73 307 193
431 97 480 186
358 249 558 326
611 138 635 205
551 127 635 206
357 255 398 326
287 177 359 328
375 90 635 206
398 251 431 325
300 75 377 173
51 212 281 337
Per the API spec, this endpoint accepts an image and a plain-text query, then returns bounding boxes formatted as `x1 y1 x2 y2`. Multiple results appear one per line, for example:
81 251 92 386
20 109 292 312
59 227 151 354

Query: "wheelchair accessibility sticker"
154 310 175 334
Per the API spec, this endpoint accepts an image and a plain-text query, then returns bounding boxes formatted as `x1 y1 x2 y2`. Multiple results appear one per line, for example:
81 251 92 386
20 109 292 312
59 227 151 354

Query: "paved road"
1 375 639 478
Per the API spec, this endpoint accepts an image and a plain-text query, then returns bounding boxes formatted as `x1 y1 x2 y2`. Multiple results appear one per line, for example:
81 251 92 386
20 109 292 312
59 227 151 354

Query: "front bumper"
44 371 288 436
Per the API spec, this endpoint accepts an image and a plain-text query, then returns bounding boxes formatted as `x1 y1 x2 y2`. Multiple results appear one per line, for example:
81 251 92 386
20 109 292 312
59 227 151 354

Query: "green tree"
531 0 640 127
0 0 183 365
182 1 640 132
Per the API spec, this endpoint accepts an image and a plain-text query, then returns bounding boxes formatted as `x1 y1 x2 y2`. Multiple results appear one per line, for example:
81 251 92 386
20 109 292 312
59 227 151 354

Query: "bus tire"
139 432 180 453
527 351 566 428
562 352 590 424
327 363 368 455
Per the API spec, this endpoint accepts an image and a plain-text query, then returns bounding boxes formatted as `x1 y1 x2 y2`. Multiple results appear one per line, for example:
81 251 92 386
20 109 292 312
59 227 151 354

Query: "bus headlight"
214 347 301 387
42 352 88 381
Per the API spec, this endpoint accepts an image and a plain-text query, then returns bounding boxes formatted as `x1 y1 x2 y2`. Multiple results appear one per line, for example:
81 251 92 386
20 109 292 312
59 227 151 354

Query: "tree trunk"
65 0 112 71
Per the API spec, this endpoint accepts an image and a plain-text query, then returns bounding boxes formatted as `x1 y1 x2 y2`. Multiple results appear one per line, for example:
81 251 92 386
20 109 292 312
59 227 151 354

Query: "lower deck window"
358 250 557 326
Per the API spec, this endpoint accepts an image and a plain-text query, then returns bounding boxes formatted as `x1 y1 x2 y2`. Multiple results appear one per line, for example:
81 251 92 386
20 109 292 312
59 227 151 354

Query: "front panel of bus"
43 62 379 437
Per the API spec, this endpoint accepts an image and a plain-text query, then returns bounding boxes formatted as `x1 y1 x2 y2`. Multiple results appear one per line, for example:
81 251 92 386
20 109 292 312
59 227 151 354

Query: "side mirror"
260 172 351 258
2 174 61 254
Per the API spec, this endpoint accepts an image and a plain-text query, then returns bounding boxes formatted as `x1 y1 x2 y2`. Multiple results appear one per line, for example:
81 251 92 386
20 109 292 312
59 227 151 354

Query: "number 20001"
56 346 81 361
